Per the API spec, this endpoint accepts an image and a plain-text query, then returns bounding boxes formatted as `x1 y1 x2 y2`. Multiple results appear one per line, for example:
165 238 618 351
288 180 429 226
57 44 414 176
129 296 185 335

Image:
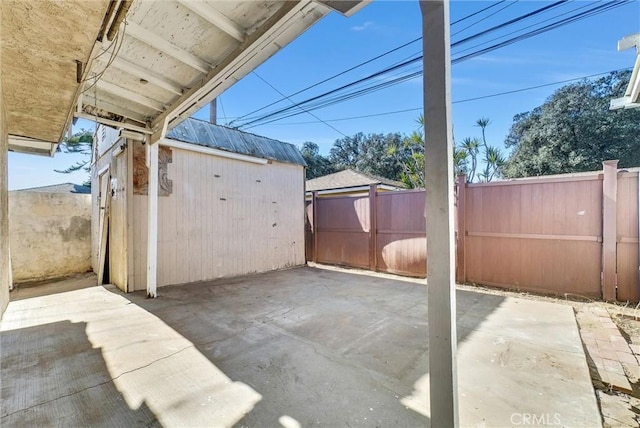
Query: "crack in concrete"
2 345 193 417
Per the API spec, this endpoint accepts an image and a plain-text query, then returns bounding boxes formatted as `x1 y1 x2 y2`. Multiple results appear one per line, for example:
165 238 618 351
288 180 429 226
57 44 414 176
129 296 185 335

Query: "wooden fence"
305 162 640 301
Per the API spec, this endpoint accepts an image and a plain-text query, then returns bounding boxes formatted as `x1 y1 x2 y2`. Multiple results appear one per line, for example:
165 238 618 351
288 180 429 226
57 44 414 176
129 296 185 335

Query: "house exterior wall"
0 62 10 318
9 191 91 283
129 143 306 290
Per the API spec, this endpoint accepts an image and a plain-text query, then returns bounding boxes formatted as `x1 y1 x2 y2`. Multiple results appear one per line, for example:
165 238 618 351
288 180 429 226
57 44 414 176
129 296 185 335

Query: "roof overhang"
1 0 112 156
2 0 369 155
77 0 369 141
610 33 640 110
8 136 58 157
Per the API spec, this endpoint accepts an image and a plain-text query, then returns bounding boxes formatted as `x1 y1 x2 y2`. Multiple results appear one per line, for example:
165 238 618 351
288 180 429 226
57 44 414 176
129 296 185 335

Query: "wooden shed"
91 118 306 293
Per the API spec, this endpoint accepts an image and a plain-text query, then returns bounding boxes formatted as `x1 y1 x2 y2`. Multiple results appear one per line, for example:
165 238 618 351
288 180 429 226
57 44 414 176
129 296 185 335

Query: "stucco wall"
0 60 10 318
9 191 92 283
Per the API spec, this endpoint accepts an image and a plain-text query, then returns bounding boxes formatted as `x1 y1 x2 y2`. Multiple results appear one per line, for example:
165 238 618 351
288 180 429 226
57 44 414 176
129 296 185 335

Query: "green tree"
474 118 504 182
55 129 94 186
329 132 407 181
388 120 425 189
300 141 335 179
503 70 640 178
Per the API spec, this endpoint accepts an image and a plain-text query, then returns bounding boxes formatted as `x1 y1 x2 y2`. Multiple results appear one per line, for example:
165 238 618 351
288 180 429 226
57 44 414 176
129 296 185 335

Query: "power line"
228 37 421 125
230 0 519 125
451 0 509 26
451 0 519 37
252 68 631 127
453 1 597 56
452 0 631 64
453 0 568 47
237 0 632 129
252 71 347 137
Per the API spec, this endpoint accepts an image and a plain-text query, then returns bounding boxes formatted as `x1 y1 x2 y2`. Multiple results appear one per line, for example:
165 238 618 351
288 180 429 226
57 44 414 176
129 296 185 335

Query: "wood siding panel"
617 172 639 301
376 190 426 276
315 195 370 268
108 149 128 291
464 178 603 297
129 146 305 290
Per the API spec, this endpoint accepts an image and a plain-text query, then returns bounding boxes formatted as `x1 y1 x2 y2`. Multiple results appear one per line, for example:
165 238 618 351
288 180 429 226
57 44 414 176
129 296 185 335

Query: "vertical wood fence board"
375 190 426 276
315 195 370 268
602 161 619 301
617 172 640 301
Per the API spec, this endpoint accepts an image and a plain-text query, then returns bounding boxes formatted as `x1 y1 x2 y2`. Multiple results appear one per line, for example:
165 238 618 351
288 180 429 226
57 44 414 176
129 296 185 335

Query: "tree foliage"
329 132 407 181
300 141 335 179
503 70 640 178
55 129 94 186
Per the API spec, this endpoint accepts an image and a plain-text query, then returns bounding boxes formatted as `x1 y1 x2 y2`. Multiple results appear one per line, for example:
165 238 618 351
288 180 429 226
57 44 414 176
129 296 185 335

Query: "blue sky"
8 0 640 190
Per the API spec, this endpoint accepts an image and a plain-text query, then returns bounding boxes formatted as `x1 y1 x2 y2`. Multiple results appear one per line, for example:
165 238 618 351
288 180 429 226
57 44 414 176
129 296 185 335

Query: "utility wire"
228 37 422 125
230 0 517 125
453 0 597 56
453 0 568 46
236 1 577 127
237 0 632 129
451 0 518 37
254 68 631 126
252 71 347 137
451 0 509 26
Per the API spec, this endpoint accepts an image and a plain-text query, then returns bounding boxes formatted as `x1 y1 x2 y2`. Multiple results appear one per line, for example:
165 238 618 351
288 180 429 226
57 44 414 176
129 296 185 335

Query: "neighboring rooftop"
166 118 306 167
306 169 405 192
11 183 91 194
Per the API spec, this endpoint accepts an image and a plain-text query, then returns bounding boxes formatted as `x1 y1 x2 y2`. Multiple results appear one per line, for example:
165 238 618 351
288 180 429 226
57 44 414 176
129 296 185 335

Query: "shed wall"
130 144 305 290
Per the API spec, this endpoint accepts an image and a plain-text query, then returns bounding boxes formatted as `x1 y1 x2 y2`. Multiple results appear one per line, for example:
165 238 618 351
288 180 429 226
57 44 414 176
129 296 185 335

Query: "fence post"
312 191 318 263
602 160 618 301
369 185 377 271
456 175 466 284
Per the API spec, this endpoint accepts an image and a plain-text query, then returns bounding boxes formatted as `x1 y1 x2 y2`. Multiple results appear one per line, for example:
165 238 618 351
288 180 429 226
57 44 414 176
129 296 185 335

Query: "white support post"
146 139 159 298
420 1 459 426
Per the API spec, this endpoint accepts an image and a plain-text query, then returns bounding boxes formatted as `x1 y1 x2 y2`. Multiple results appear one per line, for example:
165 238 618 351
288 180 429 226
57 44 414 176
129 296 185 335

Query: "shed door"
108 148 129 292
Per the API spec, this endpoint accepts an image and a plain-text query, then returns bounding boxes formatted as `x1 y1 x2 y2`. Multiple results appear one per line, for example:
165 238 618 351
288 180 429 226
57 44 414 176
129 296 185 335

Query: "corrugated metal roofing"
166 118 306 167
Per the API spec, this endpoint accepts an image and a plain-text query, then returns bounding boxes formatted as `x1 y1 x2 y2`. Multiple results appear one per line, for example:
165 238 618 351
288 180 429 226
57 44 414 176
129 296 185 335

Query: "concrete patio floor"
1 266 600 427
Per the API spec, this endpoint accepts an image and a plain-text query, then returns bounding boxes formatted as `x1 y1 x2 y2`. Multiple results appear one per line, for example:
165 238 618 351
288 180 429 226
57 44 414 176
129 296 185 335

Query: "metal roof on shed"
166 118 306 166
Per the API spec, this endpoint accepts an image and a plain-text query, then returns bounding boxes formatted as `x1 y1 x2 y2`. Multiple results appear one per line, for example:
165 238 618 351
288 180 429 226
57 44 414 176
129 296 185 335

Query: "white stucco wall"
9 191 92 283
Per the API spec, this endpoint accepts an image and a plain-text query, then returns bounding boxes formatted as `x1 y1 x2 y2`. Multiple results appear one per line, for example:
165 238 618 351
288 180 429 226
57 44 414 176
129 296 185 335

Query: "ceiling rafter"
96 80 165 111
126 22 211 73
94 56 183 95
176 0 245 42
150 0 319 137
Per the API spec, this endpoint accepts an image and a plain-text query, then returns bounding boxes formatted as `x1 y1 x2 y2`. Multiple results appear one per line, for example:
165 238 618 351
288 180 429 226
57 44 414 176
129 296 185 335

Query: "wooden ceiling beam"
126 22 211 73
177 0 245 42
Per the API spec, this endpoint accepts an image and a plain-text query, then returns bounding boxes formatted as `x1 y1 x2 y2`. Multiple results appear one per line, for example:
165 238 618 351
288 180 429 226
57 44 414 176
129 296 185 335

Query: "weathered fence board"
616 171 640 301
376 190 425 276
464 174 603 298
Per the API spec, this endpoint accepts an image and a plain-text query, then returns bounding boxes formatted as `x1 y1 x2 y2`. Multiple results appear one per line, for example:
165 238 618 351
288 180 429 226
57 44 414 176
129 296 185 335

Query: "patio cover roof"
610 33 640 110
1 0 369 156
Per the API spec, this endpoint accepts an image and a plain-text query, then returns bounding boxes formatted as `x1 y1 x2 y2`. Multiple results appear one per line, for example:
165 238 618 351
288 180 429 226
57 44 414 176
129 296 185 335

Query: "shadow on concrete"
114 266 505 427
0 320 159 426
